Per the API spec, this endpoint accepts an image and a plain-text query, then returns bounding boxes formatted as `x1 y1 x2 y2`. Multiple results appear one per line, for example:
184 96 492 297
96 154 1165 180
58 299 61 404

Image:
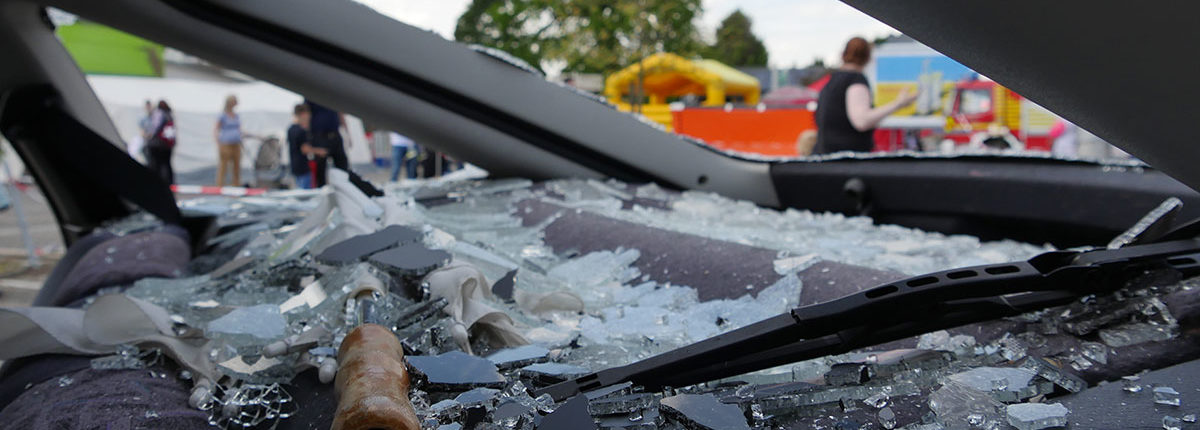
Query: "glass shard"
215 356 295 384
966 413 984 426
878 407 898 429
430 399 462 419
1005 403 1069 430
1080 342 1109 365
492 269 519 302
407 351 507 390
462 405 487 428
1153 386 1181 406
486 345 550 370
863 391 889 409
927 382 1004 430
1121 375 1143 393
594 407 660 430
902 424 946 430
538 395 596 430
454 387 500 407
491 399 535 429
660 393 751 430
205 304 288 341
773 253 820 275
90 345 159 370
582 382 634 401
916 331 977 355
1106 197 1181 249
314 225 422 265
825 363 871 386
587 393 656 416
1068 354 1093 372
1163 415 1183 430
392 297 450 333
1018 356 1086 393
519 362 590 384
1099 322 1177 347
369 244 452 277
204 382 295 428
841 397 861 413
946 367 1042 402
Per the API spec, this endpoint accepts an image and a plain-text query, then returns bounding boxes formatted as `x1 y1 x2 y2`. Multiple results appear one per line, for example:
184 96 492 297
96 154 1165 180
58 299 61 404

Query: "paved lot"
0 185 67 307
0 185 64 261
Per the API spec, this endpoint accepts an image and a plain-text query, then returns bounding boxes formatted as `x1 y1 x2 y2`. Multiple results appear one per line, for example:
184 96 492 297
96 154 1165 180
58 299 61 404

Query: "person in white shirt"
389 132 418 182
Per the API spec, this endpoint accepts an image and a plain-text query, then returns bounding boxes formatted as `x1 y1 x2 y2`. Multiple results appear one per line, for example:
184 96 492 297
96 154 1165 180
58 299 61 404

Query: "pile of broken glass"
75 174 1194 429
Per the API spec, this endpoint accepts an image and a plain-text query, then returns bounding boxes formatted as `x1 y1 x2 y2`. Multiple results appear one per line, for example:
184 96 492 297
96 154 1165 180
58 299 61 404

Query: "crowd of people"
135 96 438 190
134 39 1095 188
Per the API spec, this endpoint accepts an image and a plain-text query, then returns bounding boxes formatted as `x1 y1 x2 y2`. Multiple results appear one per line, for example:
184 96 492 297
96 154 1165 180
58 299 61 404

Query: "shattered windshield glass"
5 172 1194 429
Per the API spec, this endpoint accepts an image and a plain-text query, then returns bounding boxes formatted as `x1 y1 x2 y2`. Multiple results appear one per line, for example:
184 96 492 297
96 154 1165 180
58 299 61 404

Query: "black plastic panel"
0 86 181 244
770 157 1200 247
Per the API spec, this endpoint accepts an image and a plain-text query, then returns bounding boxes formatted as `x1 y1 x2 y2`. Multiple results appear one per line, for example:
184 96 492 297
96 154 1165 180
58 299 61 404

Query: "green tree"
454 0 557 72
707 10 768 67
454 0 705 75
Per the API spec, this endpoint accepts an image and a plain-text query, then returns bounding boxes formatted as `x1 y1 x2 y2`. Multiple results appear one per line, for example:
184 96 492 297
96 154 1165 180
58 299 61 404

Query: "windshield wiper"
536 237 1200 401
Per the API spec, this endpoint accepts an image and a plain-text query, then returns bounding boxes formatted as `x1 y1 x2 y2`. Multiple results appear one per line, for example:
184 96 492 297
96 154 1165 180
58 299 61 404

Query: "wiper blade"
536 238 1200 401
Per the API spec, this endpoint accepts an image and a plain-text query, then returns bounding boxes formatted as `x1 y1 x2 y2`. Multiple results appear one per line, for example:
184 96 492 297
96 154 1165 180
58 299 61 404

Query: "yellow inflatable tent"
604 53 761 130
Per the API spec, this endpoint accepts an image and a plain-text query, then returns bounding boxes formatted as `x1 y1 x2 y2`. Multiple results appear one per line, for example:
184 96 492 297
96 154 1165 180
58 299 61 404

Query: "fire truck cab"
943 79 1056 151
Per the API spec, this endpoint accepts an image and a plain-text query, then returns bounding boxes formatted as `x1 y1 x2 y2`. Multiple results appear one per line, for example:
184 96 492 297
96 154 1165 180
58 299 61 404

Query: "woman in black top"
813 37 917 155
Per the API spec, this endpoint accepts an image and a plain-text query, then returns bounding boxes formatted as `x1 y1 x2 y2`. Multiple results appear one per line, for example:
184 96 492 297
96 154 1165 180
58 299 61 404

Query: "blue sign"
876 56 975 83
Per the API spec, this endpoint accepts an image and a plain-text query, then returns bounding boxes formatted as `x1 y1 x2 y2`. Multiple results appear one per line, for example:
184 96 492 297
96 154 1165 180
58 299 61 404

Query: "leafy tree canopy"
455 0 705 74
706 9 768 67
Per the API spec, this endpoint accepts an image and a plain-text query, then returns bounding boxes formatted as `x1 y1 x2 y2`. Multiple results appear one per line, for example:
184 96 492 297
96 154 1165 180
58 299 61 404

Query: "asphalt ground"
0 182 61 307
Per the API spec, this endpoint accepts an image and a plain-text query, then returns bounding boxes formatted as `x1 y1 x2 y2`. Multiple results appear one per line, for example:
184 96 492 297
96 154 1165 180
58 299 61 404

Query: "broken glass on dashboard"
30 177 1197 429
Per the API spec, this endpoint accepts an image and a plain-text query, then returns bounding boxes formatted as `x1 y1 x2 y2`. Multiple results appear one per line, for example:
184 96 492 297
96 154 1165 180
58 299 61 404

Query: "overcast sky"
353 0 897 70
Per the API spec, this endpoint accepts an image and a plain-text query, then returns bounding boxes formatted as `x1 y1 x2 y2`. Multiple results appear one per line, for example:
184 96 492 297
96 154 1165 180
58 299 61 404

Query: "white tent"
86 75 373 176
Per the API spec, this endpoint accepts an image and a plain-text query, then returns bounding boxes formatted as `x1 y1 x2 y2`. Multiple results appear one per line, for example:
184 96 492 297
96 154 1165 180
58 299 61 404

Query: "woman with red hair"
813 37 917 155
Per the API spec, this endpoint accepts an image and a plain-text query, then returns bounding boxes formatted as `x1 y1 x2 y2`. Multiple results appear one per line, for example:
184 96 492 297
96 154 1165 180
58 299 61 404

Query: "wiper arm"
536 238 1200 401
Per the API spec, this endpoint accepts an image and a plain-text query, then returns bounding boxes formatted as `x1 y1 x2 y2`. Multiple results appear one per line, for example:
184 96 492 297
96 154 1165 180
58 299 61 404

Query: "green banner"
57 21 164 77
